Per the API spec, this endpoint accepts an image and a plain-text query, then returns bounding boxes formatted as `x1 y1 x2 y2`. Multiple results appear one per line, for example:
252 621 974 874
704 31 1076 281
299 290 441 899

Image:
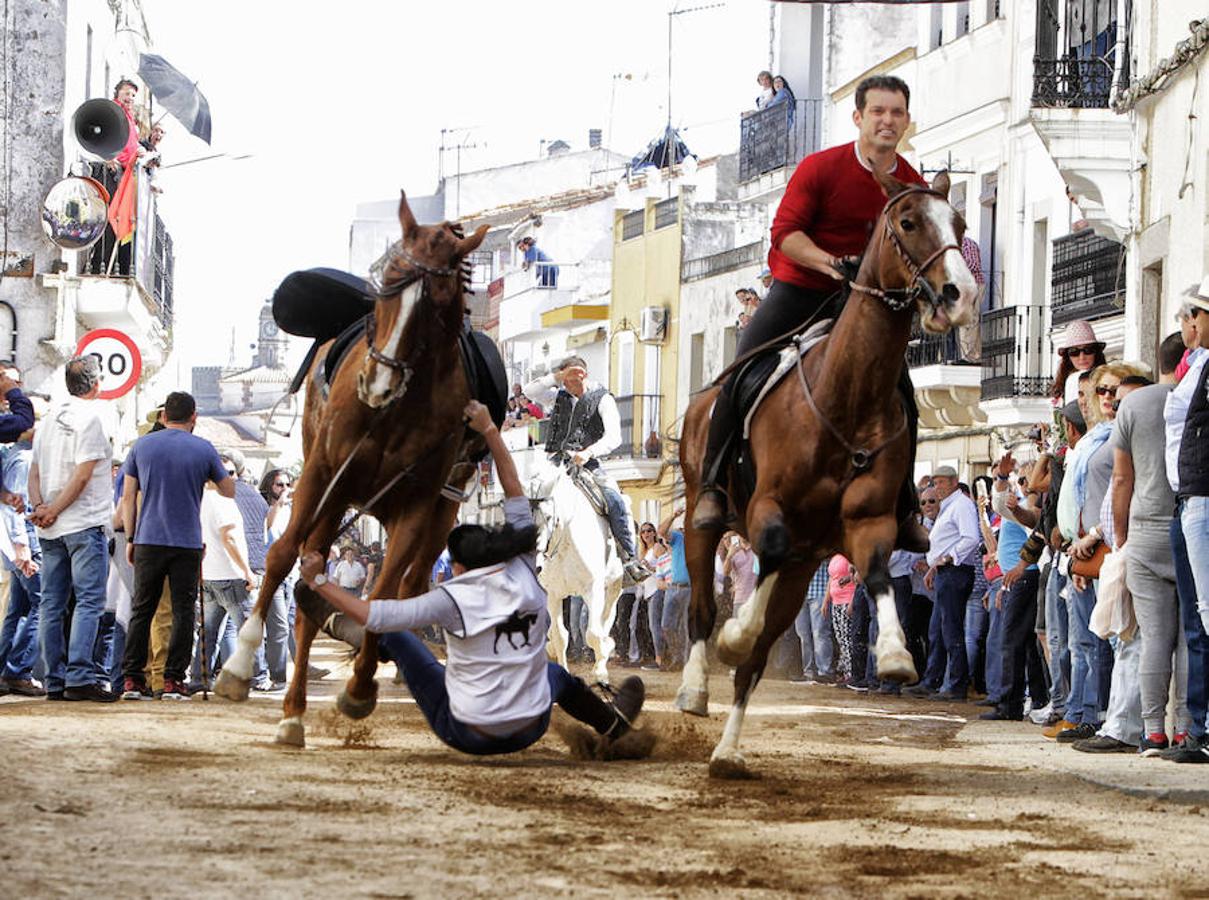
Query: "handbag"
1070 540 1108 579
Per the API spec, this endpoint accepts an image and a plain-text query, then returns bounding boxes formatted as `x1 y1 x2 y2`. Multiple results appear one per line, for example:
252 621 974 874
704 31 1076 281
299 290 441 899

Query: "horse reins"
847 187 960 313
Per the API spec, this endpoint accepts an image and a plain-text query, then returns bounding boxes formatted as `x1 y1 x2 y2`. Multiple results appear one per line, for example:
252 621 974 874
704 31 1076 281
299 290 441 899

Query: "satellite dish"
41 176 110 250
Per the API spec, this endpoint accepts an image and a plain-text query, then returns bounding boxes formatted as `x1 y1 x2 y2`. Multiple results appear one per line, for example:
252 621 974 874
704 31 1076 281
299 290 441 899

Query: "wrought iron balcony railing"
980 305 1049 401
1032 54 1118 108
1050 230 1126 326
738 99 823 184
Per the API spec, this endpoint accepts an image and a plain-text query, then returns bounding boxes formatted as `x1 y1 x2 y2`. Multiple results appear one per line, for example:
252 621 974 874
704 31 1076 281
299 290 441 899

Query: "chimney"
588 128 602 149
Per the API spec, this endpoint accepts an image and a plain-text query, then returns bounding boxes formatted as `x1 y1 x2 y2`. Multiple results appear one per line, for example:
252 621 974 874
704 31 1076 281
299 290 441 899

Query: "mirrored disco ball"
41 176 110 251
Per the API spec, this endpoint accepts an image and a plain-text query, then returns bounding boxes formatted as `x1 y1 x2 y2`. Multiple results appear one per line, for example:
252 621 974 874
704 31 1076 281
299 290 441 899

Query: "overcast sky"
141 0 771 379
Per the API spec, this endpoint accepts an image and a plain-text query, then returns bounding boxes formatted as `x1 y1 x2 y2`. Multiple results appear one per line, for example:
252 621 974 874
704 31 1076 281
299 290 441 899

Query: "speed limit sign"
74 328 143 400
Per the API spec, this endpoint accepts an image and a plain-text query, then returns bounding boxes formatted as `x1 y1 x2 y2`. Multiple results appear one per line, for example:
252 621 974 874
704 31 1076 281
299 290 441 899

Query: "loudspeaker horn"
71 98 130 159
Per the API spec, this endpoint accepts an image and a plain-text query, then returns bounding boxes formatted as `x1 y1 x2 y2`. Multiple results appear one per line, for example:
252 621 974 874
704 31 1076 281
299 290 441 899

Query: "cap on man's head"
221 448 246 476
1184 277 1209 313
759 267 772 279
932 464 958 479
1060 400 1087 433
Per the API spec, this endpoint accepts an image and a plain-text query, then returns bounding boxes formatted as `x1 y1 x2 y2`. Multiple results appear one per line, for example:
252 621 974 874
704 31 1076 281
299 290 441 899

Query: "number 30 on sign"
74 329 143 400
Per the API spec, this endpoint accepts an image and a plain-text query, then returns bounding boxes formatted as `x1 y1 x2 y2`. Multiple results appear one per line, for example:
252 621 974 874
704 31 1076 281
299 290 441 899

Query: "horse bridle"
361 242 463 399
848 187 960 313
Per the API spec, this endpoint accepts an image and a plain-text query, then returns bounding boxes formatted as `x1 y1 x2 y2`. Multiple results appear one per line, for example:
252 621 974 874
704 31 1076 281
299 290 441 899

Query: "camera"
1027 424 1044 443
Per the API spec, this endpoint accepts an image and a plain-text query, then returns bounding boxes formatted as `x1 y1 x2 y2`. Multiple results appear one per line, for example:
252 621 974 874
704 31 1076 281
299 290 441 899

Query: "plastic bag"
1089 551 1136 641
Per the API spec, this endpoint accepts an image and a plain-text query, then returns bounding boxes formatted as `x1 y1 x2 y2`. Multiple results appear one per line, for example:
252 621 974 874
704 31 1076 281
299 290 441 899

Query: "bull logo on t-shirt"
493 610 539 653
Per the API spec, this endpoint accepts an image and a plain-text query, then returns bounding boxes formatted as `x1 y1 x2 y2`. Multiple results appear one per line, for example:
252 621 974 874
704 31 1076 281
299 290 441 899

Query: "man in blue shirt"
0 422 43 696
657 502 690 669
120 391 235 700
983 453 1047 721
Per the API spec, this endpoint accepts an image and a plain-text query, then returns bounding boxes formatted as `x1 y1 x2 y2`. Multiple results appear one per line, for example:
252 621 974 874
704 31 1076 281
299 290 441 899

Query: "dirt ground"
4 641 1209 899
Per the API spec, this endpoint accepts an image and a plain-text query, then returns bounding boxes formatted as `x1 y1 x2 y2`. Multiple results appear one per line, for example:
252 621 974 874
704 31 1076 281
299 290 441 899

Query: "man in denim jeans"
1165 279 1209 761
791 558 835 684
28 356 115 702
0 419 44 696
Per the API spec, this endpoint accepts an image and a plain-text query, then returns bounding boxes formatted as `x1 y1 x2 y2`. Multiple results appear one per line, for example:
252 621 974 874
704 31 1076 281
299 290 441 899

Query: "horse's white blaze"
223 612 265 680
366 281 422 402
717 572 779 665
681 641 709 694
924 197 979 325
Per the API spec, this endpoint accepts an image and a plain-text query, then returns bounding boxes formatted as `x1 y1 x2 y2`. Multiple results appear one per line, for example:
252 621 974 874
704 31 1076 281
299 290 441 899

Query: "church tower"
253 299 287 369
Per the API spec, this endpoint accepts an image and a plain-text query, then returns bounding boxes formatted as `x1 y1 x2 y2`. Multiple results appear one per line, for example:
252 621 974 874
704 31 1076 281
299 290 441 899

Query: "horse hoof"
212 669 251 702
715 620 754 668
675 687 709 717
709 748 757 780
274 717 305 748
876 650 918 685
336 682 378 720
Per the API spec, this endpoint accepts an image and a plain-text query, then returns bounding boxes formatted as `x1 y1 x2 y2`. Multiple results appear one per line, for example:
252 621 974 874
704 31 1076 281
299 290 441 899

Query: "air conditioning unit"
639 305 668 343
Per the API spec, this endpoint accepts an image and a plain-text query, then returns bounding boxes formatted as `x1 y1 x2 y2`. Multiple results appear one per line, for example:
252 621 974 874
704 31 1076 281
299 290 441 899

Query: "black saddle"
271 266 509 443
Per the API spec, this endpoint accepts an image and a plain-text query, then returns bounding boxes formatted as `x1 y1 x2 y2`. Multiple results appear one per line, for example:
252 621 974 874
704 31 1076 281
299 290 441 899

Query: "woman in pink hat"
1050 319 1107 405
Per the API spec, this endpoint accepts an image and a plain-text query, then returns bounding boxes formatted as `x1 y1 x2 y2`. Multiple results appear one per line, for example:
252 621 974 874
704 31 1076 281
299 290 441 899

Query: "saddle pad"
322 317 369 388
272 268 374 340
741 319 832 439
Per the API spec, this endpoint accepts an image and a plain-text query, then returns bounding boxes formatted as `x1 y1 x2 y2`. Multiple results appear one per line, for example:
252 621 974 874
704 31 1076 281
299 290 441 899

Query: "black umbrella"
137 53 212 144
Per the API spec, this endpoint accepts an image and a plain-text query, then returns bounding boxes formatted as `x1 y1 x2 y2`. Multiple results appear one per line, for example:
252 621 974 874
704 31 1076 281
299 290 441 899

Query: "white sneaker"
1028 702 1054 725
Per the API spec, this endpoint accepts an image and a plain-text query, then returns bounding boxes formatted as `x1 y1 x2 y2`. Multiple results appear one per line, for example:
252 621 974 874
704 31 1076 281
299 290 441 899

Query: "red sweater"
768 141 928 291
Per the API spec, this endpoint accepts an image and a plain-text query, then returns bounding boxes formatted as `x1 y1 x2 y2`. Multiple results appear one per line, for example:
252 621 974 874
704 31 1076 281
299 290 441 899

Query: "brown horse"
213 192 489 747
673 168 978 778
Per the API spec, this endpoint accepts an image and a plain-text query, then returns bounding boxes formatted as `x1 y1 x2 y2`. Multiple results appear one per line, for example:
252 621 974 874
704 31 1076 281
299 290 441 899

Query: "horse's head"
868 166 979 334
358 191 491 408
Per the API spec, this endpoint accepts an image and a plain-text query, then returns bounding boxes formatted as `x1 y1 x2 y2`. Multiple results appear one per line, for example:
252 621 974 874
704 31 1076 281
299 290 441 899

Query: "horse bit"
847 187 960 313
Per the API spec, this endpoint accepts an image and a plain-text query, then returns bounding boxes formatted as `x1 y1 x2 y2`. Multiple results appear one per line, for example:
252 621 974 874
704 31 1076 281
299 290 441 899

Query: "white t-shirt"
334 559 366 589
201 491 247 581
31 396 112 540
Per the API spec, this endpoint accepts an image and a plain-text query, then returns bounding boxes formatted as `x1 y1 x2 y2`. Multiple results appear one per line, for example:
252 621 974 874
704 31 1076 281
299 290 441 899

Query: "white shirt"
523 374 622 459
925 491 981 567
31 396 112 540
1164 347 1208 492
201 490 247 581
366 496 550 732
334 558 366 589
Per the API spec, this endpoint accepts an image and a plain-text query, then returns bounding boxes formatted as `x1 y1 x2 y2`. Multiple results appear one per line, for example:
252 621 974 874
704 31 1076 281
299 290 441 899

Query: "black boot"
557 674 646 740
293 582 365 648
692 406 736 531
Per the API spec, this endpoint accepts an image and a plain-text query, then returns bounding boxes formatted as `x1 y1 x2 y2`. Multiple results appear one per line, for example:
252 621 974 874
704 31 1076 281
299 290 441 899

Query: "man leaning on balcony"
524 356 649 583
693 74 930 557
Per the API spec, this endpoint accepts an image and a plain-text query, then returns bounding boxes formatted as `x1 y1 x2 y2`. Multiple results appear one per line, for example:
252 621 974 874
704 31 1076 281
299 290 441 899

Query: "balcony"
1050 230 1126 326
736 99 822 201
907 318 984 429
681 241 764 283
497 262 583 343
602 393 665 482
977 305 1053 426
1029 9 1132 238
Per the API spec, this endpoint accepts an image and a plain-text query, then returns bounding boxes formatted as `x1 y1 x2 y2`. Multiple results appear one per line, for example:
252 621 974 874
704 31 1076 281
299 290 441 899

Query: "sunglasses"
1095 385 1118 397
921 499 939 505
1065 345 1099 357
274 481 290 488
224 469 236 477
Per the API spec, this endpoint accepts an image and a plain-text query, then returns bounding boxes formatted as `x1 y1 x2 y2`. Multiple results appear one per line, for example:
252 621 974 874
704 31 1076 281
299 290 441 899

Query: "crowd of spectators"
0 365 398 701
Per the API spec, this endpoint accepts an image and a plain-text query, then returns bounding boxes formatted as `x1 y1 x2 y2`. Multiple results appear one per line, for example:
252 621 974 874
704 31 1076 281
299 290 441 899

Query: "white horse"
526 455 624 684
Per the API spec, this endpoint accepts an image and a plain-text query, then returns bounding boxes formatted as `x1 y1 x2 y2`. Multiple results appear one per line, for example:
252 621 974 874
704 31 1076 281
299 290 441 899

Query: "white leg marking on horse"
675 640 711 716
367 281 421 401
873 588 917 683
275 715 305 747
717 572 779 667
709 699 752 776
223 613 265 680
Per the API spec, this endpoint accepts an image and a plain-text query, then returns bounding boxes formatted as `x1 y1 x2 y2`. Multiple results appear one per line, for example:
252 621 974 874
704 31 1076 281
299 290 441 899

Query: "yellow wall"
609 197 683 507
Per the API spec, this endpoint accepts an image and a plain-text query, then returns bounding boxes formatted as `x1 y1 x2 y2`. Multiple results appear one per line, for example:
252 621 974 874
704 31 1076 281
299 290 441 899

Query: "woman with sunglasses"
1051 320 1107 405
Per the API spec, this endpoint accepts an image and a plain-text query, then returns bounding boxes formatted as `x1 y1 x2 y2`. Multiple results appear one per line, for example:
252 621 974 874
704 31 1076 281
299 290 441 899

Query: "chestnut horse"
674 168 978 778
214 193 489 747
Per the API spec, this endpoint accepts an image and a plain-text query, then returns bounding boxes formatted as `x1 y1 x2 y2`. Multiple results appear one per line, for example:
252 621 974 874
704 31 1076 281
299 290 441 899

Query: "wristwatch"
311 574 328 588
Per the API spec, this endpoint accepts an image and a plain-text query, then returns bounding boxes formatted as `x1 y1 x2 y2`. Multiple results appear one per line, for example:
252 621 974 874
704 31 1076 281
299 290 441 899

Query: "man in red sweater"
695 75 931 552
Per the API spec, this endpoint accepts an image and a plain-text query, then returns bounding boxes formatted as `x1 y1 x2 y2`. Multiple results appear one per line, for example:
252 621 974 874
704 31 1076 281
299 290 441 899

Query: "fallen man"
295 400 646 756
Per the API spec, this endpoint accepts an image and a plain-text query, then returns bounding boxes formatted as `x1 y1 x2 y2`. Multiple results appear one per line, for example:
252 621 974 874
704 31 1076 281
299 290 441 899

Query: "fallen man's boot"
293 582 366 648
602 675 646 741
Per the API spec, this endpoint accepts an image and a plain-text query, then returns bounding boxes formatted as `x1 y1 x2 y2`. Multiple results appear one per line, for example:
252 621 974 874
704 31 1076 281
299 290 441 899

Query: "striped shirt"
806 560 830 600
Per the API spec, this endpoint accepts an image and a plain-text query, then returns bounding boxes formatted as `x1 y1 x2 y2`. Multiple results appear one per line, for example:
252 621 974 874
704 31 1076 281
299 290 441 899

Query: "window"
85 26 93 97
1032 219 1048 309
956 1 970 38
622 210 644 241
928 5 944 50
980 172 999 309
722 325 738 369
949 181 967 222
689 333 705 392
616 332 635 397
654 198 678 230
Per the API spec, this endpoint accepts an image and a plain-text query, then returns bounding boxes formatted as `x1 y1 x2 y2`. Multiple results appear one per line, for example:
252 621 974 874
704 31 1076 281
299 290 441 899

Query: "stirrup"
692 487 728 530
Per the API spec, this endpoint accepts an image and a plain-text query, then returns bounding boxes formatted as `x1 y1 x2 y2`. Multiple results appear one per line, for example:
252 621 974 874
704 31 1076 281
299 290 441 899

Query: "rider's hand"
570 451 589 467
462 401 495 435
299 551 326 585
